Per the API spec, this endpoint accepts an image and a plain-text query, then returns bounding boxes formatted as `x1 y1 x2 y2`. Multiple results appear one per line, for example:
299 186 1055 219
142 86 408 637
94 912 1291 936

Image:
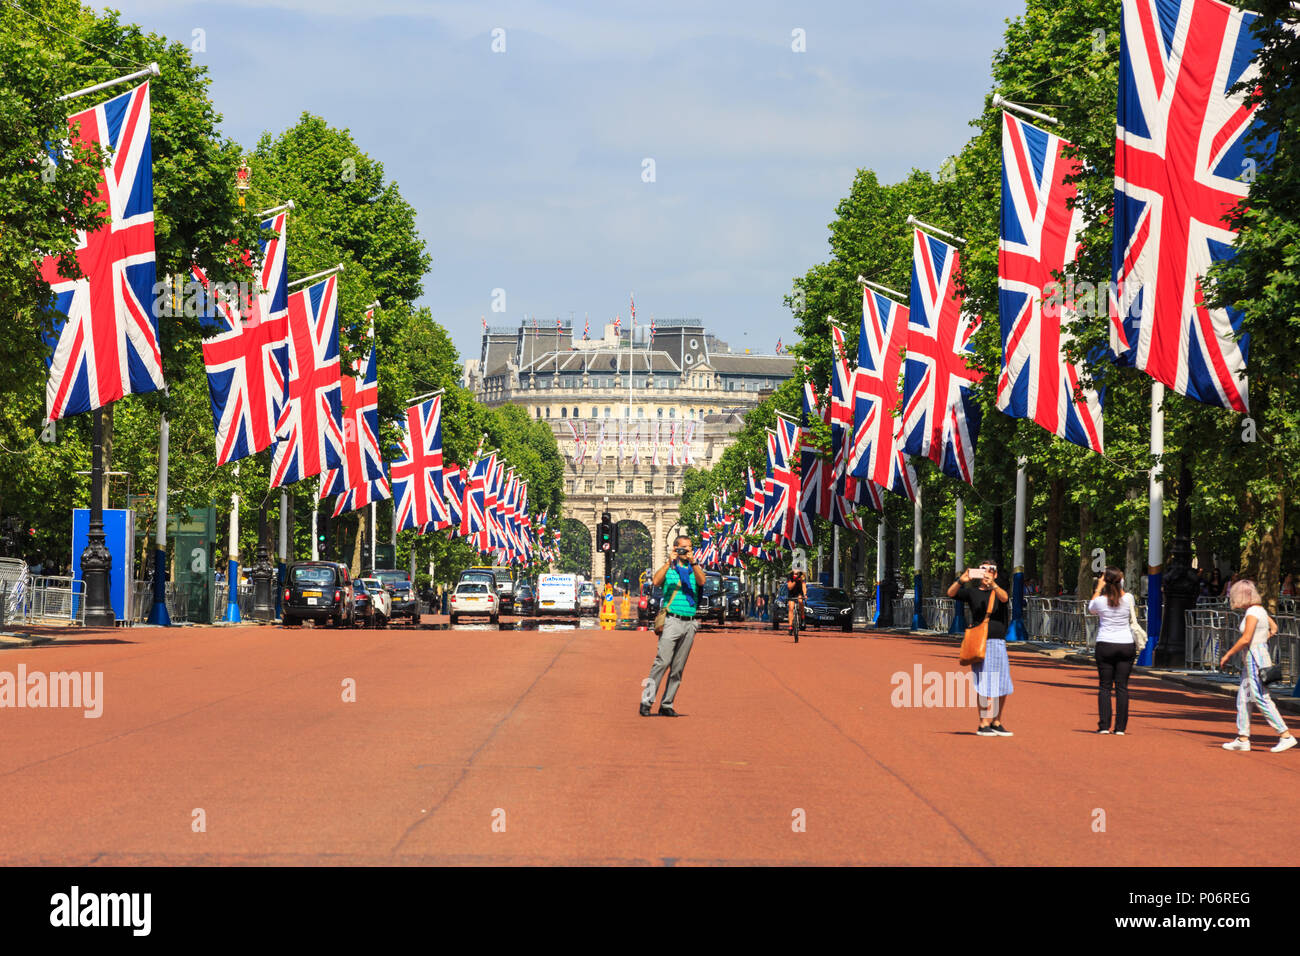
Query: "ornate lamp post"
250 496 275 622
82 408 115 627
852 528 872 629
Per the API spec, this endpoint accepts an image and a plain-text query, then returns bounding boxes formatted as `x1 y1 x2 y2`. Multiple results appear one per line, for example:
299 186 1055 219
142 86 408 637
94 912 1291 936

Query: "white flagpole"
950 496 967 635
991 94 1061 126
1008 459 1028 641
225 463 242 622
287 263 345 289
146 410 170 625
58 62 159 102
311 474 321 561
912 483 925 629
1143 382 1165 665
906 214 967 245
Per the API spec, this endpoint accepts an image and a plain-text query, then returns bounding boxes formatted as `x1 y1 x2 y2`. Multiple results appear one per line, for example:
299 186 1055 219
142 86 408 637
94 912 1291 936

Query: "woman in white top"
1088 567 1137 734
1220 580 1296 753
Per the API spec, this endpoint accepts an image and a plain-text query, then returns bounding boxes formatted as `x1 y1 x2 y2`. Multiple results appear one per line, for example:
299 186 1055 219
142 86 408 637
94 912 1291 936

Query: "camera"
675 547 689 556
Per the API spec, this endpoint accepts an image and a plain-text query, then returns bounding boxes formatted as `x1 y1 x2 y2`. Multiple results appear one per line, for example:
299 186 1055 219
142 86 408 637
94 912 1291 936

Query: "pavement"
0 615 1297 866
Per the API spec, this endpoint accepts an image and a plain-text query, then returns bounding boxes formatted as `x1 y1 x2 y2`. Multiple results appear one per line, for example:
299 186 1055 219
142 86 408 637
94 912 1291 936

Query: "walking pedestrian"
639 534 704 717
1220 580 1296 753
947 558 1013 737
1088 567 1137 735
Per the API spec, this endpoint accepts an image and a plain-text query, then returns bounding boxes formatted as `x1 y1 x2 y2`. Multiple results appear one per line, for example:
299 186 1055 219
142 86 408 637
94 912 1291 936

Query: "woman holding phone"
947 559 1013 736
1088 567 1137 734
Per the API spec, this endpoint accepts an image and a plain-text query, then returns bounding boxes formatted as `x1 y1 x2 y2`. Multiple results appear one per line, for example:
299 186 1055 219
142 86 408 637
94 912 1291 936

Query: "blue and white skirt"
972 637 1014 698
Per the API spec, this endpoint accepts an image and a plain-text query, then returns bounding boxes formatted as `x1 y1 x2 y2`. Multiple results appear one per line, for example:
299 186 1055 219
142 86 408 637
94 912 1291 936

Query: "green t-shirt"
663 563 699 615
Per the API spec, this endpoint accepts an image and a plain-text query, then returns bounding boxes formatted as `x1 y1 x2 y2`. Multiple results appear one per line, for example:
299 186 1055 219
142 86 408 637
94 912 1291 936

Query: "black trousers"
1096 641 1137 731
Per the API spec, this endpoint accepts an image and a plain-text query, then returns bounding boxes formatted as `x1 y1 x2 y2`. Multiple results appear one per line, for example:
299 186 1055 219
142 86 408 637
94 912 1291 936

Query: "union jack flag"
270 275 344 488
850 289 919 498
583 314 589 340
332 474 391 518
461 453 492 538
1109 0 1264 413
323 346 389 508
795 378 829 546
902 228 984 484
763 419 800 542
193 211 290 466
441 463 465 531
391 395 450 532
41 82 162 422
829 324 856 492
997 112 1106 454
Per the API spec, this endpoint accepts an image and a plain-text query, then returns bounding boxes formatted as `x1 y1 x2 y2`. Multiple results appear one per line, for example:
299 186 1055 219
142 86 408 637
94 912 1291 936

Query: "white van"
537 573 578 615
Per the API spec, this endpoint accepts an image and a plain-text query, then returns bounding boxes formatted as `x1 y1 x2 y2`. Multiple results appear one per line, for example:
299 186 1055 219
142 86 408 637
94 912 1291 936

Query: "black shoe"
989 723 1013 737
658 707 680 717
639 703 651 717
976 725 996 736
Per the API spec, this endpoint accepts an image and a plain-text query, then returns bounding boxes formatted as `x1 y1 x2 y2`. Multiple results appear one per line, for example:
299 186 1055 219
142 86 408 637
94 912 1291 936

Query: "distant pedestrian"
948 559 1013 737
1282 573 1295 597
639 534 704 717
1220 580 1296 753
1209 568 1224 596
1088 567 1137 735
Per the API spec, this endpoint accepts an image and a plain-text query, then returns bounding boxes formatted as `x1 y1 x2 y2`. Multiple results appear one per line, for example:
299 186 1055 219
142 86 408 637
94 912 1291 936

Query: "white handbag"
1129 598 1147 654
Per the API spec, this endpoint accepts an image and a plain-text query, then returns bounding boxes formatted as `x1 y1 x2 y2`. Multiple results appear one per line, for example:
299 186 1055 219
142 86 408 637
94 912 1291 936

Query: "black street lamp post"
852 528 872 629
82 408 115 627
251 499 275 622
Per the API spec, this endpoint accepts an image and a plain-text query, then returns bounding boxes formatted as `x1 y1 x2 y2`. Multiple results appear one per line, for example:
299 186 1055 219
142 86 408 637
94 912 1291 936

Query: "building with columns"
463 318 796 571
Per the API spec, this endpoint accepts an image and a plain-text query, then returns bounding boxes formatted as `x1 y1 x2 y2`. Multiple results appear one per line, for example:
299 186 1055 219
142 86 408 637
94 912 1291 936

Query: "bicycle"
789 598 803 643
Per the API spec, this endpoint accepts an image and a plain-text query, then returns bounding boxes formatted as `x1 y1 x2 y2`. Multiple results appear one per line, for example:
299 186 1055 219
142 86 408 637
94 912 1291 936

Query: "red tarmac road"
1 618 1296 865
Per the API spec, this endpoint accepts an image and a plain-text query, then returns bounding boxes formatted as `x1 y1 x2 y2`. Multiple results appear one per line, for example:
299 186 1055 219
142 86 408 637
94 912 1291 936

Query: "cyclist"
786 568 807 642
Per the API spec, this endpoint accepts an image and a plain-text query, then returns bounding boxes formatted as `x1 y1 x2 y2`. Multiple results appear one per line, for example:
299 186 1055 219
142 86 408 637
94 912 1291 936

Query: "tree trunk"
1077 500 1093 598
1042 478 1063 596
1240 478 1285 613
1125 485 1142 588
349 512 363 578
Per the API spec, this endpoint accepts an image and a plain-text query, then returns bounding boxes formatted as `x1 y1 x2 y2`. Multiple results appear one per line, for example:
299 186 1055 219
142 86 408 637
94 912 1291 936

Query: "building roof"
706 354 798 375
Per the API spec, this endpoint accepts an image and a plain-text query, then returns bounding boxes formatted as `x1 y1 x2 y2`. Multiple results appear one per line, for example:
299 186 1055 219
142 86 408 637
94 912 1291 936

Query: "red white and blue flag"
998 111 1105 452
461 453 493 540
194 212 290 465
763 419 800 542
270 275 344 488
795 377 830 546
41 81 162 422
851 289 919 499
323 345 389 511
391 395 450 532
902 228 984 484
1109 0 1264 413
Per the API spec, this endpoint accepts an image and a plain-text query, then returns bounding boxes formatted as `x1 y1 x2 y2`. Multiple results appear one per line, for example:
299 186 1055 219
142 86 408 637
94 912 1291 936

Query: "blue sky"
94 0 1027 363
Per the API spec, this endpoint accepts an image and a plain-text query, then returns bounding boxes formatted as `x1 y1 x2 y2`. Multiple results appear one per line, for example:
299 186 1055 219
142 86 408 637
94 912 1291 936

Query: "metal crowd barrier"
923 597 954 633
892 597 914 626
212 584 255 622
21 576 85 625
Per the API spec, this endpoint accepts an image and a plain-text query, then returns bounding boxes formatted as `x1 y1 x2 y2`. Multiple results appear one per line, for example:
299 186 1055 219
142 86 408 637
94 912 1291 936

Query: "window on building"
657 408 663 418
584 480 594 493
727 380 735 391
606 480 615 494
638 407 645 418
566 481 575 494
625 480 634 494
623 407 630 418
666 479 675 495
560 407 567 418
669 408 676 419
604 407 611 418
644 480 654 494
591 407 598 418
572 407 579 418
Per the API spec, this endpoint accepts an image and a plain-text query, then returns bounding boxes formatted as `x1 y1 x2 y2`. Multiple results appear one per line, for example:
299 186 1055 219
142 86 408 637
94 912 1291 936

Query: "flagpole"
856 276 908 301
58 62 159 102
1007 459 1028 642
1141 382 1164 666
225 463 242 623
991 94 1060 126
912 484 925 630
906 215 967 245
311 473 320 561
949 496 967 634
146 408 171 626
872 516 888 626
286 263 344 289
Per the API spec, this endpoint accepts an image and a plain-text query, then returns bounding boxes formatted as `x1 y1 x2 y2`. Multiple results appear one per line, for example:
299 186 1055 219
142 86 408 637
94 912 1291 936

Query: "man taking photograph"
640 534 705 717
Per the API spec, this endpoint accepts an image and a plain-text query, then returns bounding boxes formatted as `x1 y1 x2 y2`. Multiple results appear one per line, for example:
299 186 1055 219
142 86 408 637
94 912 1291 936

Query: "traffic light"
597 513 613 553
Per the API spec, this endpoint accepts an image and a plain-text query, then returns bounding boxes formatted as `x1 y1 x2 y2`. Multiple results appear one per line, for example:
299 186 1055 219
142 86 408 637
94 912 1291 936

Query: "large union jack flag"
1110 0 1265 413
461 453 491 539
41 82 162 422
323 347 390 514
391 396 450 533
762 419 800 542
195 211 290 465
998 112 1106 453
851 289 919 498
902 228 984 484
795 377 830 547
270 275 344 488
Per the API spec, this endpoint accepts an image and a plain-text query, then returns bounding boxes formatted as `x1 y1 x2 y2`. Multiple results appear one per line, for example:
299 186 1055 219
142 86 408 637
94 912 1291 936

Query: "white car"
577 583 597 614
450 581 499 624
358 577 392 625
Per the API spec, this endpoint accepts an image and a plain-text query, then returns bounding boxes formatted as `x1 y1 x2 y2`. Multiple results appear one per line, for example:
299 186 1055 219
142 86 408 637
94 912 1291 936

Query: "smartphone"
967 568 985 580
